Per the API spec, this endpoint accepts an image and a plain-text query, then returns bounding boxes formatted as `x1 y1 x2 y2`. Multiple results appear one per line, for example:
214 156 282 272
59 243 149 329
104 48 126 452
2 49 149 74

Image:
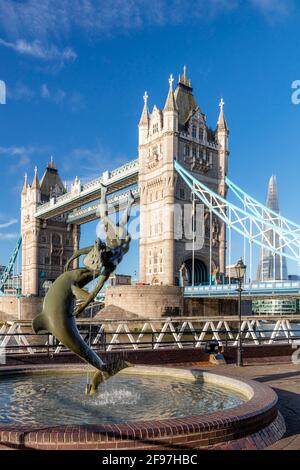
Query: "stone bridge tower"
21 159 80 296
138 67 229 287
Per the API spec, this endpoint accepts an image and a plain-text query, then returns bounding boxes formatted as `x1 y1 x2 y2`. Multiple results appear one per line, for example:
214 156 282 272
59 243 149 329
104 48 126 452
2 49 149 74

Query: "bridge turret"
138 91 149 145
138 68 229 287
216 98 229 277
21 160 80 297
21 173 28 194
30 166 41 204
216 98 229 191
163 74 178 133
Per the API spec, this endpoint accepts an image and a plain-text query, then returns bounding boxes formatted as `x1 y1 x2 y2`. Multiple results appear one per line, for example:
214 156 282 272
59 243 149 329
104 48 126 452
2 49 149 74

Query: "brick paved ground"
197 362 300 450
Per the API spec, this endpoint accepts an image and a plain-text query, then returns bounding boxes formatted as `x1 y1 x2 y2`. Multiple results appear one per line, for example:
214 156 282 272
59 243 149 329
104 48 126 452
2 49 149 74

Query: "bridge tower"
21 159 80 296
138 67 229 286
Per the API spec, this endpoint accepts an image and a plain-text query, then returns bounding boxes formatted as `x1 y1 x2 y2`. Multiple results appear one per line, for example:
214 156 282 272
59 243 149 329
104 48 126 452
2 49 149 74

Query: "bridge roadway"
67 186 139 225
184 280 300 299
35 159 139 222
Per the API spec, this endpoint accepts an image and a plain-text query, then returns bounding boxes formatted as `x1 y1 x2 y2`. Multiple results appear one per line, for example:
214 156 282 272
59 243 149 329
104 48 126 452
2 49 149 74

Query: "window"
199 128 204 141
51 256 60 266
153 123 159 134
52 233 60 245
192 126 197 138
192 147 197 158
184 144 190 157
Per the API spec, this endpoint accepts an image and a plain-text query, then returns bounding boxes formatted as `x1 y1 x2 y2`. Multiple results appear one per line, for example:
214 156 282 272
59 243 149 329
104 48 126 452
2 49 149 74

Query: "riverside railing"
0 316 300 356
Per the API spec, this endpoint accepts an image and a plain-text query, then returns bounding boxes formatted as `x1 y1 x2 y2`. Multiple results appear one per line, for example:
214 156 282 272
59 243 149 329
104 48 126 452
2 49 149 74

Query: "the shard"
256 176 288 281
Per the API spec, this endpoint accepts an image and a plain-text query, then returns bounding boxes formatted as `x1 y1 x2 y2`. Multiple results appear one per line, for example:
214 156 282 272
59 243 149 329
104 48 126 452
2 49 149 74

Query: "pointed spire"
217 98 228 132
31 166 40 190
266 175 279 213
163 74 177 112
256 175 288 281
138 91 149 126
22 173 28 194
178 65 191 87
47 155 57 169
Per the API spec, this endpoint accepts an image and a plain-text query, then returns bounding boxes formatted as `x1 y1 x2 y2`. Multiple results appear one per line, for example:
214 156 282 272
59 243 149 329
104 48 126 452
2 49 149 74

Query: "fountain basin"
0 365 285 450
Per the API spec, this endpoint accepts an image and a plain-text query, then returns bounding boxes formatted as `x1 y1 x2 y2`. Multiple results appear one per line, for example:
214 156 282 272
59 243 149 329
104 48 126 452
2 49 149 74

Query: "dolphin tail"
32 312 49 334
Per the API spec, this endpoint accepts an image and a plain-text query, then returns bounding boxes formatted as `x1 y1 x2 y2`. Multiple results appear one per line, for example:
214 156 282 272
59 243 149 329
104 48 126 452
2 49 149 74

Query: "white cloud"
0 219 18 229
0 233 19 240
61 144 129 180
0 37 77 67
6 81 81 108
0 0 291 70
250 0 294 16
0 146 50 173
40 83 66 103
40 83 50 98
0 0 241 42
7 82 35 101
0 146 41 157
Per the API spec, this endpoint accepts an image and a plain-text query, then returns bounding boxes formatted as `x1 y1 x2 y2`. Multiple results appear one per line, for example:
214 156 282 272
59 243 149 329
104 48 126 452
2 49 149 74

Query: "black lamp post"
235 257 247 367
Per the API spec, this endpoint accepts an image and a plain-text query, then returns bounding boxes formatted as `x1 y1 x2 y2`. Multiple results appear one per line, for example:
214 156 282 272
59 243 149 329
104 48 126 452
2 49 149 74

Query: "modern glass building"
254 176 297 315
256 175 288 281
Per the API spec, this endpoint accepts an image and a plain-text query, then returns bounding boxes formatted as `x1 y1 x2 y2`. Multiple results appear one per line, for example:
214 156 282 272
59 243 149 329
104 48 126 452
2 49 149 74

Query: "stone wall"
0 296 43 322
184 298 253 317
104 285 253 318
104 285 184 318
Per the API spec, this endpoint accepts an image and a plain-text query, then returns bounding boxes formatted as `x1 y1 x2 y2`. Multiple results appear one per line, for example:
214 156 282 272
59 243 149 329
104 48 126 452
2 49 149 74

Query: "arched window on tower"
184 144 190 158
52 233 61 245
153 123 159 134
199 128 204 142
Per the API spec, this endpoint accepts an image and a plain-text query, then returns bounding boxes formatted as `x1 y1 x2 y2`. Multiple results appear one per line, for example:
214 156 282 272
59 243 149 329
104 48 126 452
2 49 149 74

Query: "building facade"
21 159 80 296
254 176 292 315
20 68 229 297
138 67 229 286
256 175 288 281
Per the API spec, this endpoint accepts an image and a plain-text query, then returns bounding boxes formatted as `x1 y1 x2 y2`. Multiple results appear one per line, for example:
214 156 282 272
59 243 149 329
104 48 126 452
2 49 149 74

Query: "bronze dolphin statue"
32 267 130 392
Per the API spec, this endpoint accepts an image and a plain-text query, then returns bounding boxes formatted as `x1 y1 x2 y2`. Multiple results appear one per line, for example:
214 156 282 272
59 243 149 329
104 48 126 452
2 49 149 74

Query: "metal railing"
0 318 300 357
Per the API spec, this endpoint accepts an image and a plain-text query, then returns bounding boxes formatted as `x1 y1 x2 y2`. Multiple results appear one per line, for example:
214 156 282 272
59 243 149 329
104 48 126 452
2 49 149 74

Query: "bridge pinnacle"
31 166 40 190
139 91 149 127
163 74 177 112
22 173 28 194
219 98 225 112
217 97 228 132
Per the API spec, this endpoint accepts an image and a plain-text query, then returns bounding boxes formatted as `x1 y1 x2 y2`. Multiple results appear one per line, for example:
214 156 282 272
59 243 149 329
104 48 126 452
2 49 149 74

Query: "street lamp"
235 257 247 367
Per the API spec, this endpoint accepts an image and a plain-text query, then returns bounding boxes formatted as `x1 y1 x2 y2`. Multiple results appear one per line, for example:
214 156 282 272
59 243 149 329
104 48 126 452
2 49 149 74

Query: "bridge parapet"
185 280 300 298
67 186 140 224
34 158 139 220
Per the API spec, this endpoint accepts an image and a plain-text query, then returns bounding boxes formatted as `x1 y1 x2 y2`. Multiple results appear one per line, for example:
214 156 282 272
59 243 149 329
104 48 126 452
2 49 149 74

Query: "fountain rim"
0 364 284 450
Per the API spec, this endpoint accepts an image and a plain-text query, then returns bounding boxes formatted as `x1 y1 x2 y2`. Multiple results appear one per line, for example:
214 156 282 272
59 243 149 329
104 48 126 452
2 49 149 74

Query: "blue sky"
0 0 300 277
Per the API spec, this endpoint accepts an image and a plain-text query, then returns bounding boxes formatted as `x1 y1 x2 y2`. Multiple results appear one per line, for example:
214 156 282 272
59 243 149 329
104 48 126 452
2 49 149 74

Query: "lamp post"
235 257 247 367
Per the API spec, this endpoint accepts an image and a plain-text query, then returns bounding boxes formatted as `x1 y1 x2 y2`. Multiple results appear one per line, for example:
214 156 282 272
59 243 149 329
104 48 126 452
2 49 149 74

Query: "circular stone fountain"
0 365 285 450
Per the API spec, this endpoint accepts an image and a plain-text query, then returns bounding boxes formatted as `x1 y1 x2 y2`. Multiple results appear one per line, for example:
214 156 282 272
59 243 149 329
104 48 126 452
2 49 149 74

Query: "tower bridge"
34 159 139 221
1 67 300 320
